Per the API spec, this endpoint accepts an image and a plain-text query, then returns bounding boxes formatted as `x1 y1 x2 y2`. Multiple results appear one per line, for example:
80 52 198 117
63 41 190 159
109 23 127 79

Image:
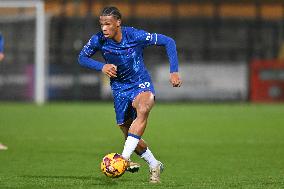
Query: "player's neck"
112 27 122 43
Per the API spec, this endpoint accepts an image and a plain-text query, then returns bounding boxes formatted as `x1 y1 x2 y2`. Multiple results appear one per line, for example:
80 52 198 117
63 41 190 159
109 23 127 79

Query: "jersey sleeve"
135 29 179 73
78 34 105 71
134 29 158 47
0 34 4 53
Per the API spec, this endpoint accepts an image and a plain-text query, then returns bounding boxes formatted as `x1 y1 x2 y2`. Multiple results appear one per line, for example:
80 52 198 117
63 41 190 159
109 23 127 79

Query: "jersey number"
145 33 151 41
139 82 150 89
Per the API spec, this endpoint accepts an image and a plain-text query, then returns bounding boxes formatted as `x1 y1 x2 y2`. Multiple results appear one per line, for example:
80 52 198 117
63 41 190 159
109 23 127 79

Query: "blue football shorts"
113 81 155 125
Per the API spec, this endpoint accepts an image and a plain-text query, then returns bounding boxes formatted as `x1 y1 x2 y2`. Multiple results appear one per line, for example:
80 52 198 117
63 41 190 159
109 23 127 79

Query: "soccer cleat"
126 161 140 173
0 143 8 150
149 161 164 183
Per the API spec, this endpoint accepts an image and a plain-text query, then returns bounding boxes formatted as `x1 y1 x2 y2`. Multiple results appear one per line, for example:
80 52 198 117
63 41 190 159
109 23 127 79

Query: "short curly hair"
101 6 122 20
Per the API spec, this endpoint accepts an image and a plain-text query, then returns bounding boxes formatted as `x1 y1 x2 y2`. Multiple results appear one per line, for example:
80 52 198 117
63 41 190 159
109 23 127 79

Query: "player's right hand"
102 64 117 78
0 53 4 62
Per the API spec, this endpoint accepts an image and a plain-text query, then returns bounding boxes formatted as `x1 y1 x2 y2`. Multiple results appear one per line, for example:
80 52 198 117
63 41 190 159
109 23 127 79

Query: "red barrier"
250 60 284 102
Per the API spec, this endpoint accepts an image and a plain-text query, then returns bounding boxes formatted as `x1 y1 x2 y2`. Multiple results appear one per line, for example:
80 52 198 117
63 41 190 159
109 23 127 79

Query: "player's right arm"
78 34 117 77
78 34 105 71
0 34 4 62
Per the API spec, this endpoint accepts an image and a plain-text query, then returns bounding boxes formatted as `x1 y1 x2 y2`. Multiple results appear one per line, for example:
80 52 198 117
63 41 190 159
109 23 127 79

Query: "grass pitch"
0 102 284 188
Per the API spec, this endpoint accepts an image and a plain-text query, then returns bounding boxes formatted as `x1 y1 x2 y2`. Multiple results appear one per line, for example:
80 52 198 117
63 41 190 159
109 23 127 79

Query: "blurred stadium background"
1 0 284 103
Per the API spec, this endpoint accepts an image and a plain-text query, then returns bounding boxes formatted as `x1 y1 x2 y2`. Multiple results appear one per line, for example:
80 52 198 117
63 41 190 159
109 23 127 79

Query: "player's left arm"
138 31 182 87
155 34 181 87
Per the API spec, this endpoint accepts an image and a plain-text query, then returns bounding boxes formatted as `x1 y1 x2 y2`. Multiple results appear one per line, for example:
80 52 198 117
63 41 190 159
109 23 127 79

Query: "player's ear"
117 19 121 27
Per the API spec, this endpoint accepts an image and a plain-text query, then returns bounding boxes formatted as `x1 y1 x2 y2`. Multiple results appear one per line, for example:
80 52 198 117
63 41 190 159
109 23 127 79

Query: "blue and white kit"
0 33 4 53
78 26 178 124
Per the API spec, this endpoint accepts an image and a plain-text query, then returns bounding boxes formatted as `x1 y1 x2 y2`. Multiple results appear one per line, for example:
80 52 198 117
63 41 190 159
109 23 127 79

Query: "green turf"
0 102 284 188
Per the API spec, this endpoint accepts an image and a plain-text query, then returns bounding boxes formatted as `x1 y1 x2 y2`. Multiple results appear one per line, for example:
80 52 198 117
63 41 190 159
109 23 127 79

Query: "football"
100 153 128 178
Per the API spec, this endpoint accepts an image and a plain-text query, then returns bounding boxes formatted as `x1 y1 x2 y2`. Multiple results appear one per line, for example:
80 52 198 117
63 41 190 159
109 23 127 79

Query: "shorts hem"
132 90 155 103
117 121 125 125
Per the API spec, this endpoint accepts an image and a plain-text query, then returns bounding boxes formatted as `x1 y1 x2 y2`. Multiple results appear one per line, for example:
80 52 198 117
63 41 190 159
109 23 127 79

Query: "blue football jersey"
0 33 4 53
78 26 178 91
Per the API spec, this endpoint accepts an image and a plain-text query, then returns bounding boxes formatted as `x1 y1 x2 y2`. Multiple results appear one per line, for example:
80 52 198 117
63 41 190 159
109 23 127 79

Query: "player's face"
99 16 121 39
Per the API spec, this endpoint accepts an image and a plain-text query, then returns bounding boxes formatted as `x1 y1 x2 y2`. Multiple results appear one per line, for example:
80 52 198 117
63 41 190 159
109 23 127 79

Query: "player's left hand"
170 72 182 87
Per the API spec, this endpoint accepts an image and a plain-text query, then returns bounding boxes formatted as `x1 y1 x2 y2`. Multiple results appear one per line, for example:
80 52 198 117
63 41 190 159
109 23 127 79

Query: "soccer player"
78 7 181 183
0 33 4 62
0 33 8 150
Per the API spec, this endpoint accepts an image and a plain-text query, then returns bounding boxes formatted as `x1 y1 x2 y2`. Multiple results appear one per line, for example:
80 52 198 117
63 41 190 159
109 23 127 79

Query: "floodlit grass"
0 102 284 188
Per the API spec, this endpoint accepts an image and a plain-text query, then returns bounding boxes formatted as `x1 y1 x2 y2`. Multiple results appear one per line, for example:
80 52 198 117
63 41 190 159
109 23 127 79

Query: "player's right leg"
0 143 8 150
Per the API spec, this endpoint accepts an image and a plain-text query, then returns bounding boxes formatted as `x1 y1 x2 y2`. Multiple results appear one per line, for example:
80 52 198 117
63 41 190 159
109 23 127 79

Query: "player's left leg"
121 91 163 183
119 120 148 155
120 119 162 177
130 91 154 136
119 119 141 173
121 91 154 160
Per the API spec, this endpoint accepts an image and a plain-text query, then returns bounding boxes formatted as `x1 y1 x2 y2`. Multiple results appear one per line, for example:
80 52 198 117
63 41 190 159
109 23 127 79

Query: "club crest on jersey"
126 48 134 58
127 48 134 54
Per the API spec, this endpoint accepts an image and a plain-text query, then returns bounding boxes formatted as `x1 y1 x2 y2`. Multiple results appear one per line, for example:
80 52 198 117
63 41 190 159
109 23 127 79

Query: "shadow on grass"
20 175 186 188
22 175 95 180
21 175 123 186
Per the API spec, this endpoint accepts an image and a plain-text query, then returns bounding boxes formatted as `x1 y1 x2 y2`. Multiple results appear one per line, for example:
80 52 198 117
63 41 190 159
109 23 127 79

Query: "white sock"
141 148 159 169
121 134 140 160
